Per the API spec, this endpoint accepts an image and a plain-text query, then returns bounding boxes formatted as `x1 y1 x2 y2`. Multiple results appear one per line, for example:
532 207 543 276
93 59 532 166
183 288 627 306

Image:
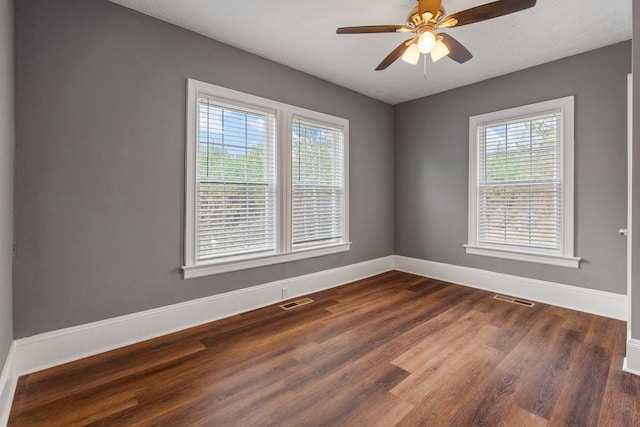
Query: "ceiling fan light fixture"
417 32 436 54
401 43 420 65
336 0 536 71
431 39 449 62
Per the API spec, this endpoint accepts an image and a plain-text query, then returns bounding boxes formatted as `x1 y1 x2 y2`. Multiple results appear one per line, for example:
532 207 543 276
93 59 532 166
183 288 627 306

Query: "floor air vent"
280 297 314 310
493 294 535 307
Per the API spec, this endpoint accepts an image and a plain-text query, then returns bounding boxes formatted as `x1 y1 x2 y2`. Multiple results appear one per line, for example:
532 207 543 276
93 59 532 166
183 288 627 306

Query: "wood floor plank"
485 300 547 353
9 390 138 427
397 307 554 425
8 271 640 426
288 364 409 426
499 406 548 427
598 351 640 427
393 344 506 426
391 337 504 406
596 389 640 427
308 279 462 344
9 340 206 414
515 327 582 420
560 309 594 336
453 311 575 426
391 309 487 372
585 315 625 351
547 342 612 426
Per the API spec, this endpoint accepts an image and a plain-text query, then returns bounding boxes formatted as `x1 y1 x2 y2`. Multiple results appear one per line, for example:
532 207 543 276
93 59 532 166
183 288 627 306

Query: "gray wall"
0 0 14 368
13 0 394 337
11 0 631 339
395 41 630 294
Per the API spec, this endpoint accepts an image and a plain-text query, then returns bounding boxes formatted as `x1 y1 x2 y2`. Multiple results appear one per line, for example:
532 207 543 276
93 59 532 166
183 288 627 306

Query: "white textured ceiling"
108 0 632 105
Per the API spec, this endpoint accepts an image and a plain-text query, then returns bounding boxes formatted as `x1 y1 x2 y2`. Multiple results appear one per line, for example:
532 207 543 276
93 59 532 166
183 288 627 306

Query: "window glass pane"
196 98 276 260
292 119 344 248
477 111 562 250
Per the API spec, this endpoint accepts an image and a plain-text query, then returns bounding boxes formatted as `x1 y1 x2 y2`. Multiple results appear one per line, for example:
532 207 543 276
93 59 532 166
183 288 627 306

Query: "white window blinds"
477 110 562 251
292 118 345 248
195 96 276 261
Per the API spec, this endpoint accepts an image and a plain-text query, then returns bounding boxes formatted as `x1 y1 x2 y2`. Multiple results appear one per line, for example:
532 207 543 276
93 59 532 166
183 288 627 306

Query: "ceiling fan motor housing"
407 5 447 27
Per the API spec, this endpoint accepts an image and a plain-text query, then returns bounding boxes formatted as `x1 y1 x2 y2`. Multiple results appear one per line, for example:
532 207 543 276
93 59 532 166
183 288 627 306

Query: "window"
195 98 277 260
184 79 349 278
465 96 580 268
292 118 345 249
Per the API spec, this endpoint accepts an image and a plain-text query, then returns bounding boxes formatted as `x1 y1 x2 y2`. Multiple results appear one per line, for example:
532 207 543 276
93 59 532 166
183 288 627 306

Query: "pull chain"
423 54 427 80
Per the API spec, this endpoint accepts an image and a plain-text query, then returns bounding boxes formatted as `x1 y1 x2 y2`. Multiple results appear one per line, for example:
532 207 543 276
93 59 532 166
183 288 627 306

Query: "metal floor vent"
493 294 535 307
280 297 314 310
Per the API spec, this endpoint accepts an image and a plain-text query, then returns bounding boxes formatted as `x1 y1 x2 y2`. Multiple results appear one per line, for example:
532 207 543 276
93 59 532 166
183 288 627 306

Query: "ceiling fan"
336 0 537 70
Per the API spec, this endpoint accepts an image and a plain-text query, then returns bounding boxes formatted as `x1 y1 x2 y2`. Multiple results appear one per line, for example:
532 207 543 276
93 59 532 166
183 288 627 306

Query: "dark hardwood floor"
8 271 640 426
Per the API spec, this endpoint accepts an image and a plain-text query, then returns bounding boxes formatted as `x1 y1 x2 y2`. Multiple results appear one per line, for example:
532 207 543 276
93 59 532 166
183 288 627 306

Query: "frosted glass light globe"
417 32 436 54
402 43 420 65
431 39 450 62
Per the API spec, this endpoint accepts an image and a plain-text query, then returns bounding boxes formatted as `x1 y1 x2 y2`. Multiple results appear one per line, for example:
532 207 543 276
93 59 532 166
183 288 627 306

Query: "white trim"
184 79 198 268
393 255 626 320
279 110 292 254
182 242 351 279
13 256 393 376
5 255 633 390
342 120 350 250
186 80 349 126
184 79 350 278
627 73 633 341
464 245 580 268
623 339 640 376
467 96 576 265
626 76 639 377
0 342 17 427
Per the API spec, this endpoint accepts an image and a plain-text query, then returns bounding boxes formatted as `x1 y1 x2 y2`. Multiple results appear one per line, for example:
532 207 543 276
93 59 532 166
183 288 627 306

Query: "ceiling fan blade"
445 0 536 27
439 33 473 64
375 38 415 71
418 0 442 18
336 25 412 34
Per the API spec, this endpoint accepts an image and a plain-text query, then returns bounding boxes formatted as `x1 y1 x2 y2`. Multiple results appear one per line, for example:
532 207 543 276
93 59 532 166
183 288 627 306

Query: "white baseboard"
0 342 17 427
393 256 627 321
624 339 640 375
13 256 394 377
6 254 632 393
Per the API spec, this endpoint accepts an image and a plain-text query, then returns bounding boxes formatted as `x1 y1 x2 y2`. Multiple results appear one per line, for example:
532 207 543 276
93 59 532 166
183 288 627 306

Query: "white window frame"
464 96 581 268
183 79 350 279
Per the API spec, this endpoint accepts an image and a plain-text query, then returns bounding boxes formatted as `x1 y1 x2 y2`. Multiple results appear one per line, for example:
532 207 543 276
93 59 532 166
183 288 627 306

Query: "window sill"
464 244 581 268
182 242 352 279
